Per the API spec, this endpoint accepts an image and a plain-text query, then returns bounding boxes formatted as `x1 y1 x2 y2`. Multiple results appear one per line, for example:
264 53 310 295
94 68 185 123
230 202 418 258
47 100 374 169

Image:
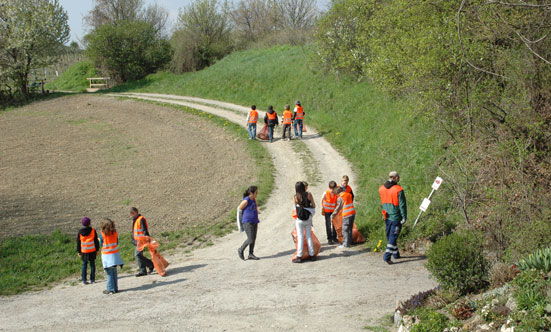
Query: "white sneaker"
338 245 346 249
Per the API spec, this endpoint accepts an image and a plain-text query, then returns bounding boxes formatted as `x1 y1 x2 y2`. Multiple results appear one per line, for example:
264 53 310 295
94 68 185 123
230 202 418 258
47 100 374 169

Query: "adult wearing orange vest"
130 207 154 277
331 187 356 248
77 217 99 285
264 105 279 143
282 104 293 141
321 181 339 244
99 218 124 294
378 171 407 264
292 101 305 139
246 105 258 140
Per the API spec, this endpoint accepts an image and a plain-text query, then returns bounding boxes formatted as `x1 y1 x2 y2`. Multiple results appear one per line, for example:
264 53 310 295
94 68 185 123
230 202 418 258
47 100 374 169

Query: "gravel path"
0 93 436 331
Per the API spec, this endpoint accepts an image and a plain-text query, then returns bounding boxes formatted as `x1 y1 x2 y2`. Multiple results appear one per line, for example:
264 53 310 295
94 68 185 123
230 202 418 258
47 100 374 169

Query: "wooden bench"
86 77 110 92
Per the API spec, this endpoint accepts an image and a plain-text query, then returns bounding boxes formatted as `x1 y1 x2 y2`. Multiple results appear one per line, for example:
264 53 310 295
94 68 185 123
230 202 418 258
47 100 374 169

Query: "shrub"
512 270 550 311
490 262 518 288
397 287 440 314
426 231 489 295
517 247 551 273
410 309 452 332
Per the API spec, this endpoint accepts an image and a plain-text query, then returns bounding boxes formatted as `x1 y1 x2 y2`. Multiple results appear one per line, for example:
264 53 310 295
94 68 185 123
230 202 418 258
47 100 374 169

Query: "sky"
59 0 330 44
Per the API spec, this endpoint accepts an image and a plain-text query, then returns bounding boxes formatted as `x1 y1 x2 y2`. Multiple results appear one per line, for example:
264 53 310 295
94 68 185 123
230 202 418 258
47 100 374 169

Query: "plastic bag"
291 227 321 260
257 124 269 140
331 214 366 244
136 236 169 276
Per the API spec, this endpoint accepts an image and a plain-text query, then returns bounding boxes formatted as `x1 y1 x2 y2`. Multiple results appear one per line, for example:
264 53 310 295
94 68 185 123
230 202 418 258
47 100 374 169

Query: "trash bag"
331 214 366 244
257 124 269 140
136 236 169 276
303 125 307 133
291 227 321 260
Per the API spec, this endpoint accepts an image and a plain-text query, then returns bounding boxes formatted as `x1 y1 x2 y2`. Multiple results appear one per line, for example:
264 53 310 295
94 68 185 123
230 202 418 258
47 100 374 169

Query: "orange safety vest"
133 216 149 240
322 189 338 213
379 184 403 206
292 208 297 220
295 105 304 120
267 111 277 120
283 110 293 125
101 231 119 255
80 228 97 253
340 192 356 217
344 185 352 194
248 110 258 123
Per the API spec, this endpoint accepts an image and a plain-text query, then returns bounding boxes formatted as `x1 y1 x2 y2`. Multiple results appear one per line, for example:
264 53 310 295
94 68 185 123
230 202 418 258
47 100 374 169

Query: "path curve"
0 93 435 332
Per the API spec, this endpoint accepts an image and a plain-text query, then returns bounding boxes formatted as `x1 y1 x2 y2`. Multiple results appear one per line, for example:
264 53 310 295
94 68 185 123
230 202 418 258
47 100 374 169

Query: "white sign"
419 198 431 212
431 176 443 191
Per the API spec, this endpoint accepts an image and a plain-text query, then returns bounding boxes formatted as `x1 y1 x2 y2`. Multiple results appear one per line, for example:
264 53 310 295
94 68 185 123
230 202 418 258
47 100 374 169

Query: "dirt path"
0 93 436 331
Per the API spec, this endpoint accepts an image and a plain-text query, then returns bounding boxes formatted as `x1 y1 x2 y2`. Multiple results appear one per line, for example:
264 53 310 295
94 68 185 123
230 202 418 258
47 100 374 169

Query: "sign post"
413 176 443 228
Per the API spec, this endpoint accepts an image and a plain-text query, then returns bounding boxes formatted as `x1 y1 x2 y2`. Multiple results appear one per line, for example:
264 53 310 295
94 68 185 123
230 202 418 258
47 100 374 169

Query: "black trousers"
324 213 338 241
135 248 154 273
282 124 292 139
239 223 258 255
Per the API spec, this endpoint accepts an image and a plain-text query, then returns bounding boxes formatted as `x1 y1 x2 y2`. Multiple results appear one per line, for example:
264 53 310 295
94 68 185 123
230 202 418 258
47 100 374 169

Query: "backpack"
296 192 311 221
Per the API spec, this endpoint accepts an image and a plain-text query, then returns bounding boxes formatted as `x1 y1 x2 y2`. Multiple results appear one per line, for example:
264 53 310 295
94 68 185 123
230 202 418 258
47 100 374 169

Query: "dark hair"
100 218 117 235
295 181 306 204
251 105 256 110
336 187 345 194
268 105 273 111
130 207 138 214
243 186 258 198
328 180 337 189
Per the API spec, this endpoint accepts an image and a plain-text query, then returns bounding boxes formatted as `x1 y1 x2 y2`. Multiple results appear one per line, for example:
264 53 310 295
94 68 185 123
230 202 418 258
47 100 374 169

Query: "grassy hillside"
46 61 97 92
111 45 454 246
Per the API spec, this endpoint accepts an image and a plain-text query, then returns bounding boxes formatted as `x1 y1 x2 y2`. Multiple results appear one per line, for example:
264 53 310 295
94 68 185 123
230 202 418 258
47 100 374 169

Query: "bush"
410 309 453 332
86 21 172 82
517 248 551 273
490 262 518 288
512 270 550 311
426 231 489 295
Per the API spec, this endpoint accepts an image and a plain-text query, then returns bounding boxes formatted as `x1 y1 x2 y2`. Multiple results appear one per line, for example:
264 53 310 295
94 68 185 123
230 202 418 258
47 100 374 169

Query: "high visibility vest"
267 112 277 120
340 192 356 217
344 185 352 194
283 110 293 125
133 216 149 240
101 231 119 255
322 189 338 213
295 106 304 120
379 184 403 206
292 208 297 220
80 228 96 254
248 110 258 123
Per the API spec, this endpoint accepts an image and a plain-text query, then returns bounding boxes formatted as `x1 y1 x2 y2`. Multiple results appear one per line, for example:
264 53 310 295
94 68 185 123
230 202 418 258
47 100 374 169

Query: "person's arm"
76 232 81 254
131 220 136 245
320 192 326 215
238 199 248 210
275 113 279 126
264 113 268 124
94 230 100 251
246 112 250 124
142 219 150 237
331 197 344 218
308 192 316 208
399 190 407 223
292 110 296 120
350 188 355 201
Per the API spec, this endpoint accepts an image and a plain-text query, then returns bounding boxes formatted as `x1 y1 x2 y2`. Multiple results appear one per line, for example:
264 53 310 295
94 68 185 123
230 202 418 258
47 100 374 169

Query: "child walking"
282 104 293 141
77 217 99 285
99 218 124 295
247 105 258 140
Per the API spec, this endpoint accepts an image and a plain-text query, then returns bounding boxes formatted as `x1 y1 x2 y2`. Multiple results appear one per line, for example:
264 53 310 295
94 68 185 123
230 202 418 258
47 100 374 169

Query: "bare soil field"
0 95 252 238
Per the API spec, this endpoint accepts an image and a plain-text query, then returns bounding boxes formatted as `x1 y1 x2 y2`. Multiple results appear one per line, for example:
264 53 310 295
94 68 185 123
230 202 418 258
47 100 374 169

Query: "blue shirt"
242 196 259 224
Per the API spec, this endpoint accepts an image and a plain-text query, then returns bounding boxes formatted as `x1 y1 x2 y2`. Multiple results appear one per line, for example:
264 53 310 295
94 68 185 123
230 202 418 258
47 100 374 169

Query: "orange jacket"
133 216 149 241
294 105 304 120
340 192 356 217
80 228 97 254
283 110 293 125
248 110 258 123
322 189 338 213
101 231 119 255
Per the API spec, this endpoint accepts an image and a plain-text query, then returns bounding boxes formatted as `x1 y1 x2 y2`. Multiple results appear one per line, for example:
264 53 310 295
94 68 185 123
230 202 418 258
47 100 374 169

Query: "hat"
295 100 301 105
389 171 399 178
81 217 91 226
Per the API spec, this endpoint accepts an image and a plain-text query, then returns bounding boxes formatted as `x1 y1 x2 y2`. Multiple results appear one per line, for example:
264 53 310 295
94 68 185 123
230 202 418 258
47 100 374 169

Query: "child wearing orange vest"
99 218 124 294
332 187 356 248
246 105 258 140
77 217 99 285
282 104 293 141
264 105 279 143
320 181 339 244
293 100 305 139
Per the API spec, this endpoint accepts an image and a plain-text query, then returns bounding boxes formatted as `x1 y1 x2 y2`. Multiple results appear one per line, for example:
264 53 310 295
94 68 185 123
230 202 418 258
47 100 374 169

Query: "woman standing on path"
238 186 260 261
293 181 316 263
99 218 124 295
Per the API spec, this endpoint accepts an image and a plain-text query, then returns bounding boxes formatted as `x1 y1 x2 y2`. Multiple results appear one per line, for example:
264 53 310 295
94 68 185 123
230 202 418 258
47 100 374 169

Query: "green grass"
0 100 274 296
109 44 451 247
46 60 97 92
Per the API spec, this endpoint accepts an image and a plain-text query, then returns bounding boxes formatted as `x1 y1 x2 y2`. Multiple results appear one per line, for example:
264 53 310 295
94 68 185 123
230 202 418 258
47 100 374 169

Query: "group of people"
246 101 306 142
237 172 408 265
76 207 155 294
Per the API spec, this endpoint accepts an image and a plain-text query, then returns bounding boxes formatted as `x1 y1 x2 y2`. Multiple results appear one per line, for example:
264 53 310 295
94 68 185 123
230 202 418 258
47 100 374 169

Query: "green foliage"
46 61 98 92
109 45 448 249
410 308 453 332
518 248 551 273
511 270 551 331
426 231 489 295
86 21 172 82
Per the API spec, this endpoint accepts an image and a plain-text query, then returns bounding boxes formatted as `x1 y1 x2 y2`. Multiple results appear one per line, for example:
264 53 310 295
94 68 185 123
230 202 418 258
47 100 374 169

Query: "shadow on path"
166 264 208 276
121 277 187 292
392 256 427 265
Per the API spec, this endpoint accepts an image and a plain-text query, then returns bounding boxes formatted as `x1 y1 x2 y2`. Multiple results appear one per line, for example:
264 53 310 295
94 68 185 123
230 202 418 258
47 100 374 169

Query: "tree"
0 0 69 98
84 0 169 36
171 0 232 73
86 21 172 82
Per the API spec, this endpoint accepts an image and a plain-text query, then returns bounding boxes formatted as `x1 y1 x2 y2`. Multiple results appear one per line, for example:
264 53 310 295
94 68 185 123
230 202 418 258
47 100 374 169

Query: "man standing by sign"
378 171 407 264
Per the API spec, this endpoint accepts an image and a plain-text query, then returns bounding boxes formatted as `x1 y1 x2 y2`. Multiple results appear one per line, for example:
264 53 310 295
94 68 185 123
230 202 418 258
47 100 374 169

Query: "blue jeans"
268 126 274 142
293 119 303 138
81 259 95 283
248 123 256 139
105 266 118 292
384 220 401 261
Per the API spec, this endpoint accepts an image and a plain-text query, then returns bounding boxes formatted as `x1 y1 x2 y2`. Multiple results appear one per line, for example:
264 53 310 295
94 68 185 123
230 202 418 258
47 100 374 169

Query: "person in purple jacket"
237 186 260 261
